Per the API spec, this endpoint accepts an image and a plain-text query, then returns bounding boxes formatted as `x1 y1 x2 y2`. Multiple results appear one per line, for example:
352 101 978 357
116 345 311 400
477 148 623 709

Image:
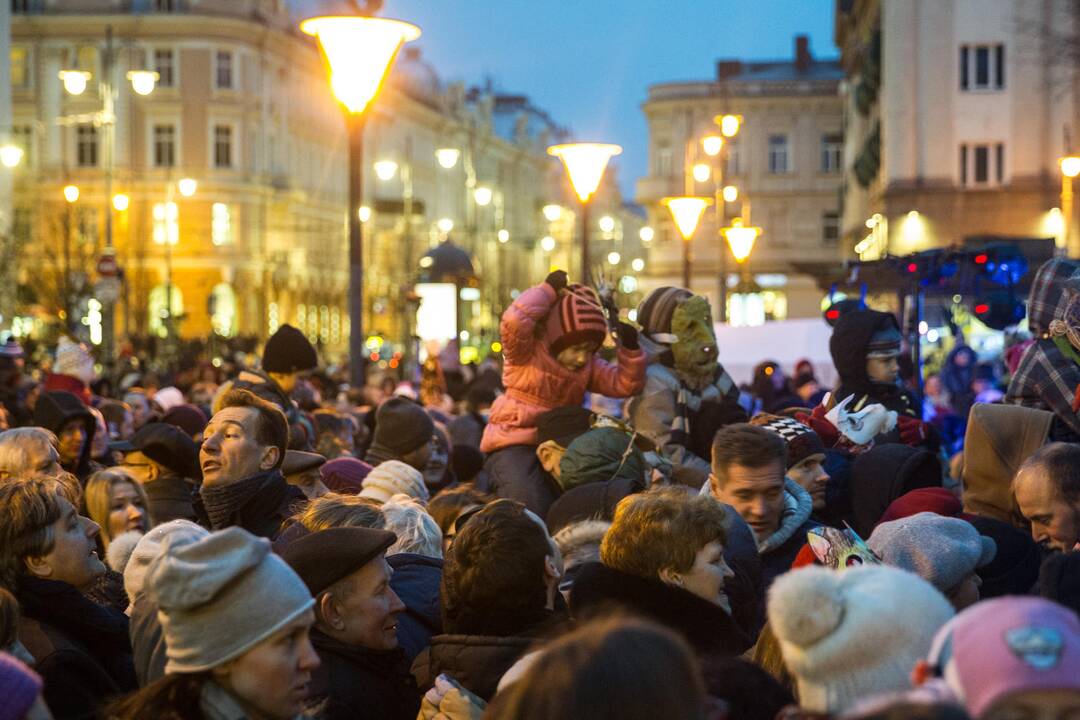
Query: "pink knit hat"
545 284 608 356
927 596 1080 717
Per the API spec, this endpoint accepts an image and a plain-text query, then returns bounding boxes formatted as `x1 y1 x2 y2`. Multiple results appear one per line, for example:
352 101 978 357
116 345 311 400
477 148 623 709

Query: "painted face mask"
807 525 881 570
670 296 719 389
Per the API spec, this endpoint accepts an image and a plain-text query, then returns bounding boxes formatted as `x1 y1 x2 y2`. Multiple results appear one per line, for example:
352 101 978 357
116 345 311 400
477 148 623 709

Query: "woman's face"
667 540 735 614
216 610 320 720
107 480 148 541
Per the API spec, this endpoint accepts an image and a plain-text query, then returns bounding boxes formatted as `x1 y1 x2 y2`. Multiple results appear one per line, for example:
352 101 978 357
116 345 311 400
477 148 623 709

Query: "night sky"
291 1 837 197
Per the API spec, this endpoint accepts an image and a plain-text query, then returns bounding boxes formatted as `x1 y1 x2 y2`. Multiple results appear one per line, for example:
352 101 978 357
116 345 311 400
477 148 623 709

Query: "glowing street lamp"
58 70 91 96
631 258 645 272
598 215 615 233
177 178 198 197
63 185 80 203
374 160 399 181
662 196 712 289
722 217 761 264
0 145 23 168
718 114 742 138
497 229 510 243
722 185 739 203
692 163 712 183
548 142 622 276
358 205 372 222
639 226 654 242
126 70 158 96
473 186 493 207
301 13 420 388
607 251 621 266
540 235 556 252
435 148 460 169
437 218 454 233
542 204 563 222
702 135 724 157
112 193 130 212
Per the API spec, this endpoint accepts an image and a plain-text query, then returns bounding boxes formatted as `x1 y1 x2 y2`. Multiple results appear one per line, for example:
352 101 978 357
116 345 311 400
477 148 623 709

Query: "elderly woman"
0 427 63 480
84 468 152 555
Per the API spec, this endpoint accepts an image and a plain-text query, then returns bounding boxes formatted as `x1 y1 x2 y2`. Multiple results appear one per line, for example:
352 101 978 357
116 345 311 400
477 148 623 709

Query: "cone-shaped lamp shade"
662 196 712 240
723 218 761 263
301 16 421 115
547 143 622 203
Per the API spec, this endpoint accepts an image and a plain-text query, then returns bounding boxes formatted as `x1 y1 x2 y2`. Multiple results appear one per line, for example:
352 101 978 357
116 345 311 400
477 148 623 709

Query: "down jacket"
480 282 646 453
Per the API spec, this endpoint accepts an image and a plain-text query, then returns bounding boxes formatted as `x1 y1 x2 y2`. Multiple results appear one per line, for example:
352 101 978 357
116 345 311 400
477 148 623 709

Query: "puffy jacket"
480 282 646 453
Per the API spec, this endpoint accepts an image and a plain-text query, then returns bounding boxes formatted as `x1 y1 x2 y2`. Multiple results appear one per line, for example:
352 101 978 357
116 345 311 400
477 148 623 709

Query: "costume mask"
670 296 718 390
825 393 898 446
807 525 880 570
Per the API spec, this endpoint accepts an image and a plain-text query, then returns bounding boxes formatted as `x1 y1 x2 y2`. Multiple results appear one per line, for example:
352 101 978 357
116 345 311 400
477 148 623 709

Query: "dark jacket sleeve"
36 650 121 720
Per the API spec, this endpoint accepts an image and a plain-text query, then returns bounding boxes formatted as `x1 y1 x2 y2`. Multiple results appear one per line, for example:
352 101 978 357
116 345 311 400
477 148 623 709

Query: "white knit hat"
768 565 955 714
360 460 430 504
152 386 185 413
54 336 95 384
123 519 210 604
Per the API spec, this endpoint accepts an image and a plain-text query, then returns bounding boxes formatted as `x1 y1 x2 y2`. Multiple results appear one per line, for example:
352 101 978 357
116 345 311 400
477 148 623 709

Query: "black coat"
847 443 942 537
143 474 198 525
387 553 442 664
829 310 920 418
32 390 96 481
17 576 136 720
308 629 420 720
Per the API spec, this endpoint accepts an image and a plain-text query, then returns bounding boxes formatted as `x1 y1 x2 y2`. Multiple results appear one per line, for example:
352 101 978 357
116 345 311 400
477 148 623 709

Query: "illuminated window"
10 47 29 88
76 124 98 167
210 283 237 337
727 291 787 327
148 285 183 337
152 202 179 245
211 203 233 245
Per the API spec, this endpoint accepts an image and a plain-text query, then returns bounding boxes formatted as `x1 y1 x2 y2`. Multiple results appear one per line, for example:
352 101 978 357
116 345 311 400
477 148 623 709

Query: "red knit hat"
545 284 608 356
878 487 964 525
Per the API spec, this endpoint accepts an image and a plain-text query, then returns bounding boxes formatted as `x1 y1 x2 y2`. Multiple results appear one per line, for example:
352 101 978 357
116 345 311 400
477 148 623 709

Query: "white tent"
714 318 837 389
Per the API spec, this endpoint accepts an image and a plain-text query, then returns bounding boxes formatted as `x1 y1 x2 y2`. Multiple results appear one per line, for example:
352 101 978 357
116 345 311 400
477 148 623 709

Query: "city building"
636 35 844 325
0 0 13 311
835 0 1080 260
6 0 576 364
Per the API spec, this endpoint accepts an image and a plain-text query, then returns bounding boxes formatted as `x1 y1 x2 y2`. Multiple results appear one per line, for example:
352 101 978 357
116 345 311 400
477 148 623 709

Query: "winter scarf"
198 469 298 538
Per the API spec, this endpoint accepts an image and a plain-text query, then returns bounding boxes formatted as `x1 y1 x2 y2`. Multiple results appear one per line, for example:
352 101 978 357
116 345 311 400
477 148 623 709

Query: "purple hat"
927 596 1080 717
0 651 41 720
320 457 372 495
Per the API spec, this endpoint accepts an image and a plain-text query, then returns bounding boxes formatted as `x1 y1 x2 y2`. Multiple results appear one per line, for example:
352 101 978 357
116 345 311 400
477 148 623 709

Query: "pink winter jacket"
480 282 647 453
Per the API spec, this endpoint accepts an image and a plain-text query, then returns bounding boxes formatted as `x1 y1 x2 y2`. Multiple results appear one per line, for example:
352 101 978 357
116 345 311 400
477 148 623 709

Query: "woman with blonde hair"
83 469 152 565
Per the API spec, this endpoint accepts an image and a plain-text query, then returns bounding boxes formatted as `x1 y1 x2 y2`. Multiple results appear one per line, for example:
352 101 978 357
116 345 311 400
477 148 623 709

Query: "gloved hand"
796 404 840 447
896 415 930 446
545 269 568 293
418 674 486 720
616 321 639 350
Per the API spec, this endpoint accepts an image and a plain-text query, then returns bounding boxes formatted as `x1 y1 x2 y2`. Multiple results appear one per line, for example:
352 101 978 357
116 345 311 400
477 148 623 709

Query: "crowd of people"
0 263 1078 720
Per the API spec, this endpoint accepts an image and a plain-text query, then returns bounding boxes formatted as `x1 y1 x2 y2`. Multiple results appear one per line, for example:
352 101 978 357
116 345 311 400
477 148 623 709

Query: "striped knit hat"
750 412 826 469
545 284 608 356
635 287 693 342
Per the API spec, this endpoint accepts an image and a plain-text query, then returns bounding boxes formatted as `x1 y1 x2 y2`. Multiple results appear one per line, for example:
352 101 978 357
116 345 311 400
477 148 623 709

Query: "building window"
153 124 176 167
960 44 1005 91
726 139 741 176
12 125 33 167
655 143 672 177
212 203 233 245
960 142 1004 187
148 285 183 338
153 49 175 87
152 202 179 245
821 134 842 173
75 46 98 74
76 124 98 167
768 134 790 174
10 48 29 88
215 51 233 89
12 0 31 12
213 125 232 168
154 0 178 11
822 212 840 245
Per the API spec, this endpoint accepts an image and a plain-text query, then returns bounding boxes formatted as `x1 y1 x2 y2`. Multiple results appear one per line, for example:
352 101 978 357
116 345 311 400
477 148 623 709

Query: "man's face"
710 460 786 539
788 455 829 512
334 556 405 651
29 495 106 590
201 406 277 487
21 439 62 479
670 297 718 388
286 469 329 500
423 436 449 487
57 420 87 467
217 611 319 720
120 450 158 484
126 395 151 429
1014 468 1080 552
866 354 900 384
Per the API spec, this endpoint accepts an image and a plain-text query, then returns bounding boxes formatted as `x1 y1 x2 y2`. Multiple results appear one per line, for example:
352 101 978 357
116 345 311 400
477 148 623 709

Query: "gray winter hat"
147 527 314 673
867 512 996 593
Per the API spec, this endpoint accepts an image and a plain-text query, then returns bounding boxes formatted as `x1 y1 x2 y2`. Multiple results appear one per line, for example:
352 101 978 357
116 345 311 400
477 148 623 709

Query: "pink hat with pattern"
545 284 607 356
927 596 1080 717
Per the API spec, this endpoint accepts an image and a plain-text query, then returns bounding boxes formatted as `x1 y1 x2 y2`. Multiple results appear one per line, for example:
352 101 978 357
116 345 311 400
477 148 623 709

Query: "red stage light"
826 309 841 320
974 254 988 264
975 303 990 314
907 263 918 273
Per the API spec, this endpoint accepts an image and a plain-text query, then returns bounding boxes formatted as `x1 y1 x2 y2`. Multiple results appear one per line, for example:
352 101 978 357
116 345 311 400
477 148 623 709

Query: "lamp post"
1060 155 1080 257
721 216 761 297
301 14 421 389
547 143 621 279
158 177 196 363
662 196 712 289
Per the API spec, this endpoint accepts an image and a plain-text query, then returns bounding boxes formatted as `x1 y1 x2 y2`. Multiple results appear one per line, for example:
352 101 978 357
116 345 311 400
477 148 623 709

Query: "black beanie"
263 324 318 374
372 397 435 456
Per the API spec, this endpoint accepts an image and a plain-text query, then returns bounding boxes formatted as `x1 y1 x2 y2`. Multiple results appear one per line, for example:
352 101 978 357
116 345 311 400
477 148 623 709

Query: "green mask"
670 296 719 389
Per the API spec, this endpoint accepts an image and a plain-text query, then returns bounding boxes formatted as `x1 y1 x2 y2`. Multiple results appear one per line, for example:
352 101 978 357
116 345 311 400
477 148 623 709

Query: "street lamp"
598 215 616 233
607 251 621 266
547 142 622 277
540 235 556 252
126 70 158 96
374 160 399 181
497 229 510 243
301 13 421 388
473 186 493 207
722 217 761 264
58 70 91 96
542 204 563 222
639 226 654 242
692 163 712 183
0 145 23 168
722 185 739 203
112 193 129 212
177 177 197 197
632 258 645 272
1060 155 1080 256
719 114 742 138
702 135 724 157
435 148 460 169
662 196 712 289
63 184 80 203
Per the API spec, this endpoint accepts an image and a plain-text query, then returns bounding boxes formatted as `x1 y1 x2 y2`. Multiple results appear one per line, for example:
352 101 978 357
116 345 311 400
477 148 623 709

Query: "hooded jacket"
480 282 646 454
1006 259 1080 440
848 443 942 538
307 629 420 720
829 310 919 418
387 553 443 664
961 403 1052 528
629 335 748 488
32 390 96 481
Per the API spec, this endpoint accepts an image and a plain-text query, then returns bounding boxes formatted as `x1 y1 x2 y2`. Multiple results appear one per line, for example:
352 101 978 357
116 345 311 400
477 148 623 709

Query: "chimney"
716 60 743 81
795 35 811 71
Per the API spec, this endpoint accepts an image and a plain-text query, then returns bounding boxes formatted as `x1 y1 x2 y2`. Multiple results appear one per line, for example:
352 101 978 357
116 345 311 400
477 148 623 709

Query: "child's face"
556 342 598 371
866 354 899 384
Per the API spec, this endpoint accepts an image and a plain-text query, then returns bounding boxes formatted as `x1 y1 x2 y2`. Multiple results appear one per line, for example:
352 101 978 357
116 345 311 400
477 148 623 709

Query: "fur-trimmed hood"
700 477 814 555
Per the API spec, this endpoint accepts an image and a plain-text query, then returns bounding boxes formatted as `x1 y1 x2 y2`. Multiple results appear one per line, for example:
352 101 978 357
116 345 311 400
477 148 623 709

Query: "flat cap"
111 422 201 479
282 450 326 477
281 527 396 596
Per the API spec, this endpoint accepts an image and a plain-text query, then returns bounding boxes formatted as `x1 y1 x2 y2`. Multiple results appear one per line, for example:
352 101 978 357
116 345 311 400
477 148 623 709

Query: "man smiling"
197 389 304 539
283 526 419 720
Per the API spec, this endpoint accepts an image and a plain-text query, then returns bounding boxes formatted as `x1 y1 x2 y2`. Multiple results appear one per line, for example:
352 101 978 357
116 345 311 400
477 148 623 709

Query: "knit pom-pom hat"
767 564 954 715
54 336 96 385
545 284 608 356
